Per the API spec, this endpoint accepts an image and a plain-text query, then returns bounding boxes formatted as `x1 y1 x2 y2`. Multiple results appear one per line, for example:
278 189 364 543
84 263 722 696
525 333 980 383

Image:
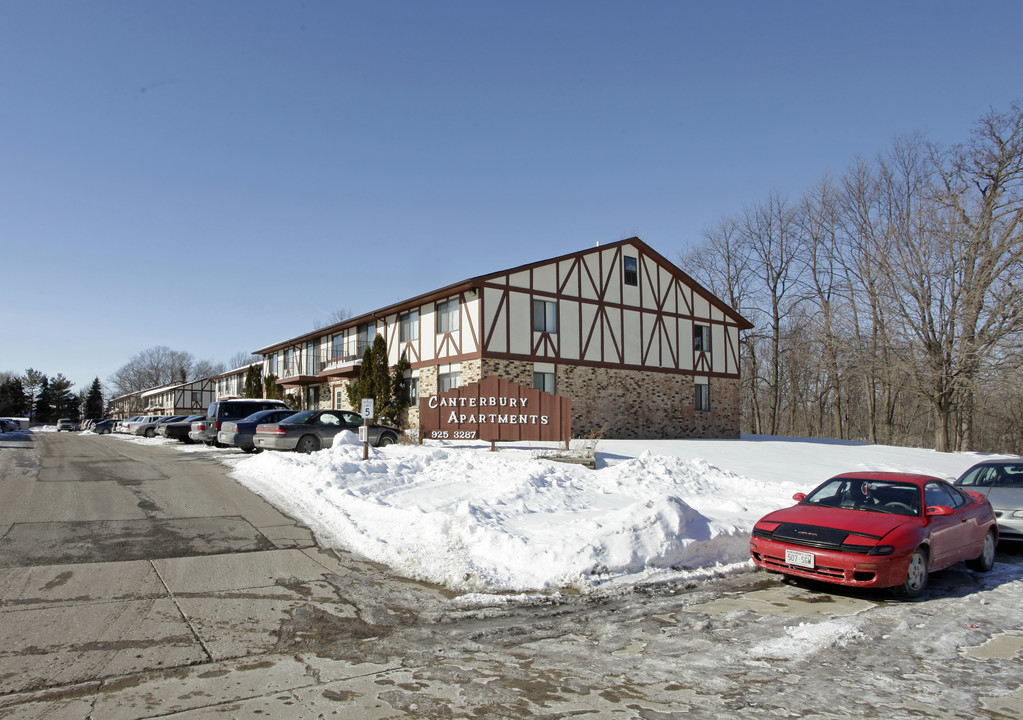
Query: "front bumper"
253 435 300 451
750 536 912 589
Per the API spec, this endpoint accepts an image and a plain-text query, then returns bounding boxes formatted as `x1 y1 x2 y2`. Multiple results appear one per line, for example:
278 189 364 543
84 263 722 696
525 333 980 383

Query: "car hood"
758 504 916 538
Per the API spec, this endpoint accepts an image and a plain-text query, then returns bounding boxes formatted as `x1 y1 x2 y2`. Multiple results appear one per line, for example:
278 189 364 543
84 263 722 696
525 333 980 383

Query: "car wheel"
377 433 397 447
897 548 929 598
296 435 320 454
241 446 258 454
966 530 996 572
145 428 156 438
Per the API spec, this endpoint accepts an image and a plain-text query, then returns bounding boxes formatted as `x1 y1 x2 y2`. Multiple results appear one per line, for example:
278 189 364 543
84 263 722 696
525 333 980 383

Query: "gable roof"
253 236 751 354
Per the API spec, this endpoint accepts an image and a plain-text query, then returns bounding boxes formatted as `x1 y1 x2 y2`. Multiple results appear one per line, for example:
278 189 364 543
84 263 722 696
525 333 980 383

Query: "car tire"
145 428 156 438
966 530 996 573
241 447 258 454
377 433 397 447
296 435 320 454
897 547 929 598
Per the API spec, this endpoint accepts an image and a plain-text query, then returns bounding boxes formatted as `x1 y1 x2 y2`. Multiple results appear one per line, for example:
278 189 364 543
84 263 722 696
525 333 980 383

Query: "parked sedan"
57 418 75 431
253 409 400 453
956 459 1023 544
750 472 997 598
134 415 187 438
92 419 116 435
218 408 299 453
158 415 206 443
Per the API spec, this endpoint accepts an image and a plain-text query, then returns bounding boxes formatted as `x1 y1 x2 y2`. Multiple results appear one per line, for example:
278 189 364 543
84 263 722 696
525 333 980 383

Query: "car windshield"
802 478 921 516
958 463 1023 488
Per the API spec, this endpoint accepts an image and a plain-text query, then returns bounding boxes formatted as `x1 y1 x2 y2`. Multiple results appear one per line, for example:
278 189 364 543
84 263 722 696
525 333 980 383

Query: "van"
189 399 291 445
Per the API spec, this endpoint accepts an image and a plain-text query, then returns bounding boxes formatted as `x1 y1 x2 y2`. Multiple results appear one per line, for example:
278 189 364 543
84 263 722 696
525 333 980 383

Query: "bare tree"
313 308 354 330
108 346 225 397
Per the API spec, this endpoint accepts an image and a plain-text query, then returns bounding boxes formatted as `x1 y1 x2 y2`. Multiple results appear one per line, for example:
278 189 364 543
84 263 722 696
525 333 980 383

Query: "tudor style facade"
253 237 751 439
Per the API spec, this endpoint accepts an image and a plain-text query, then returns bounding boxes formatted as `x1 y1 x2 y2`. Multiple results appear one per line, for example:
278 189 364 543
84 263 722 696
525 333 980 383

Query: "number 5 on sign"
361 399 374 419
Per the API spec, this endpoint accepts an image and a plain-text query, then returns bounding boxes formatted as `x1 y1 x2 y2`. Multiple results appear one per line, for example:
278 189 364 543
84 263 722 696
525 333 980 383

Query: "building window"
437 299 459 334
533 299 558 333
534 372 556 394
332 333 344 361
335 389 345 409
694 324 711 352
695 381 710 412
306 341 319 375
438 371 460 393
404 375 420 406
401 310 419 342
624 256 638 286
284 348 295 376
306 385 320 409
358 322 376 357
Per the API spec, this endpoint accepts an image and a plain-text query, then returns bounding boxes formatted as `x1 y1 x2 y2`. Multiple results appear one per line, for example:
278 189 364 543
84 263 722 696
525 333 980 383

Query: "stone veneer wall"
323 358 742 440
481 359 740 440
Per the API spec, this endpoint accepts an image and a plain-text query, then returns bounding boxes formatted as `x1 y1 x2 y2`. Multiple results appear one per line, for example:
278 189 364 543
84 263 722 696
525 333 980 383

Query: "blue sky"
2 1 1021 391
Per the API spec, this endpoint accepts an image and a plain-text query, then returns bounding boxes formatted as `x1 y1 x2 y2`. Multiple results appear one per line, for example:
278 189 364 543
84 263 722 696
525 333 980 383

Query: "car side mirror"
793 493 807 502
925 505 954 516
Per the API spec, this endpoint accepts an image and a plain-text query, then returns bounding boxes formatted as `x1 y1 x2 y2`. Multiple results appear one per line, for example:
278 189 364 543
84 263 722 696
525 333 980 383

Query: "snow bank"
229 433 1000 593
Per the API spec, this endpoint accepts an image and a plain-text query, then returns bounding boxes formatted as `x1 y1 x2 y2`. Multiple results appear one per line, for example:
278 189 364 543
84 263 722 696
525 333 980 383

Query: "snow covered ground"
77 426 1012 595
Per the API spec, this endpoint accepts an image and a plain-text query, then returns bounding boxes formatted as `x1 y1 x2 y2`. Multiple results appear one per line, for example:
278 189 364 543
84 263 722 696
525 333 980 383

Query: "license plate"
785 549 815 569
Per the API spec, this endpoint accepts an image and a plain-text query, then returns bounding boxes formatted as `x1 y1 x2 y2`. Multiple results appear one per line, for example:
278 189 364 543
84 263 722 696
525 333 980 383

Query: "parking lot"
2 430 1022 719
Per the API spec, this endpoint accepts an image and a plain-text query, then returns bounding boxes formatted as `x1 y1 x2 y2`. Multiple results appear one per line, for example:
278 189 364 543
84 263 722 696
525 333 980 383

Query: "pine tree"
263 373 285 400
0 377 29 416
85 378 104 418
34 377 53 423
244 365 263 398
371 334 391 415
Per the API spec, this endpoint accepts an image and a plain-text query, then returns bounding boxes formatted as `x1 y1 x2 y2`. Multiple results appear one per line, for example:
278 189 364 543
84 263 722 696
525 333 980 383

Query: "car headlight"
1012 511 1023 519
867 545 895 556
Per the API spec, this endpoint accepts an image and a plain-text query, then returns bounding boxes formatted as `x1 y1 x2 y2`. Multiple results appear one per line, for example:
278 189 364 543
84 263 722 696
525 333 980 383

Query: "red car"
750 472 997 597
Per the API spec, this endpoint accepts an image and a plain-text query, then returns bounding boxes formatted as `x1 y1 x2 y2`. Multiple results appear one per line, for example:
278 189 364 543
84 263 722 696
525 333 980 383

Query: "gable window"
437 299 459 334
624 256 638 286
695 380 710 412
694 324 711 352
533 299 558 333
401 310 419 342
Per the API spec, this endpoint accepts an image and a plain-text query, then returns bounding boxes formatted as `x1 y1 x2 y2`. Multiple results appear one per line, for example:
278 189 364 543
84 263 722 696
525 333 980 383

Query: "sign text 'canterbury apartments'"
419 376 572 444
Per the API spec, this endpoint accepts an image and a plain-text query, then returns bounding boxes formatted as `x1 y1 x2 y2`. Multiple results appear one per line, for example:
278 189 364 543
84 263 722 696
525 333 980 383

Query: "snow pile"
229 432 997 593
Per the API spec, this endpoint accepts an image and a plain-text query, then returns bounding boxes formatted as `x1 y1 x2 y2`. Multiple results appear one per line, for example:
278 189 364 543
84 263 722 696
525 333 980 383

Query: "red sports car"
749 472 997 597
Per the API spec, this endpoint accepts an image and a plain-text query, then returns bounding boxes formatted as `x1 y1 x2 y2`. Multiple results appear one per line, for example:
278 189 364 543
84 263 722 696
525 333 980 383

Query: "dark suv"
189 399 291 445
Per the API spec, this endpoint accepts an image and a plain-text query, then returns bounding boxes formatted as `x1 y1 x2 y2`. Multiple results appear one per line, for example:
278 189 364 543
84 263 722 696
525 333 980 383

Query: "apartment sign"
420 376 571 444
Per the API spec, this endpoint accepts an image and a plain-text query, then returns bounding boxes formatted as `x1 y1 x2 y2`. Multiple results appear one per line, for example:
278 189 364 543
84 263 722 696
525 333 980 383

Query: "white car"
56 418 75 431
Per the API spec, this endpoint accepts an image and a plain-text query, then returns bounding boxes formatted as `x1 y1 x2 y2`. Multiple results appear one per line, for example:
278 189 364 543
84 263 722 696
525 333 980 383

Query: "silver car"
133 415 186 438
253 409 399 453
956 459 1023 543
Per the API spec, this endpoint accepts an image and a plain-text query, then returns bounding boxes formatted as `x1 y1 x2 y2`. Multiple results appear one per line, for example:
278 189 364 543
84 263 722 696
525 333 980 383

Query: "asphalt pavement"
2 430 1022 719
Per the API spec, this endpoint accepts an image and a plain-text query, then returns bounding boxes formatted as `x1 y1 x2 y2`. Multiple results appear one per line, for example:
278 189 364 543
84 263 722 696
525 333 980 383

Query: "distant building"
253 238 751 439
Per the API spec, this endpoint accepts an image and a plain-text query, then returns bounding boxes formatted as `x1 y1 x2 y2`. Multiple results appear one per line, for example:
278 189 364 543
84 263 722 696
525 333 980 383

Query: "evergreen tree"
0 377 29 416
263 373 285 400
49 374 77 419
346 346 375 409
34 377 53 423
371 334 391 415
85 378 104 418
382 355 413 427
244 365 263 398
22 368 44 421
